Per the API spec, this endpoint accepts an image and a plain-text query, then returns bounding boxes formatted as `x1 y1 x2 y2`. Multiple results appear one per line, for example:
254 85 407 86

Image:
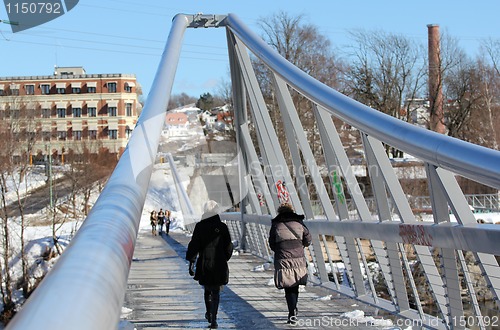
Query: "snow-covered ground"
2 165 64 206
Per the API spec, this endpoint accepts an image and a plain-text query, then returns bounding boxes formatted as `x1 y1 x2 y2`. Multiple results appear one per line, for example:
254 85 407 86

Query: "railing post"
227 27 249 251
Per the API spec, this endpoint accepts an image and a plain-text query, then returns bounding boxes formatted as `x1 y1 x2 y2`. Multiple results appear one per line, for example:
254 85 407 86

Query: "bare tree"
481 38 500 76
443 52 475 138
43 146 63 255
445 58 500 149
215 77 232 106
214 77 236 141
342 30 426 157
13 99 39 298
67 140 113 217
0 119 15 319
479 39 500 149
344 30 427 121
79 141 105 216
167 93 197 110
0 90 42 321
256 11 342 157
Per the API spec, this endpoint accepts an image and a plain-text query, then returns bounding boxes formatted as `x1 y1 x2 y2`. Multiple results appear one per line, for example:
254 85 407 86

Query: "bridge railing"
5 13 203 330
221 211 500 330
221 13 500 330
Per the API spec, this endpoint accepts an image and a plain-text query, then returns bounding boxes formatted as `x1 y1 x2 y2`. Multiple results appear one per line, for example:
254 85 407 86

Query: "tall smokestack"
427 24 446 134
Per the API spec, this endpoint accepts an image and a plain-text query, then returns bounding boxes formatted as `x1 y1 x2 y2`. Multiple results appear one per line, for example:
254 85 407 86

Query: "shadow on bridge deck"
122 230 397 329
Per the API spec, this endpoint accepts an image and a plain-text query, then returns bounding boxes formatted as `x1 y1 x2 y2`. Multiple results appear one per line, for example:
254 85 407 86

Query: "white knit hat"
203 200 220 215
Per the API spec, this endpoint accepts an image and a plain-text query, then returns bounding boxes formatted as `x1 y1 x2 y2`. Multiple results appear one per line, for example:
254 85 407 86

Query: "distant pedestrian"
186 200 233 329
157 208 165 234
268 203 311 325
150 211 158 236
165 210 171 235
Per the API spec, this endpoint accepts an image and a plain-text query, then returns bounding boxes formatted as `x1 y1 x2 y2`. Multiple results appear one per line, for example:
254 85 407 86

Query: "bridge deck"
122 230 396 329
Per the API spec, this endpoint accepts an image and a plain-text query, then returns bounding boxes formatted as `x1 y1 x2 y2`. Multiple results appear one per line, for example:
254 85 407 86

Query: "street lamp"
45 144 53 209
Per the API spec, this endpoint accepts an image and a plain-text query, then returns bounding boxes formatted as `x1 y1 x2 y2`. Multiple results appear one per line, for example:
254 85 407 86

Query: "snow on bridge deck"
121 230 400 329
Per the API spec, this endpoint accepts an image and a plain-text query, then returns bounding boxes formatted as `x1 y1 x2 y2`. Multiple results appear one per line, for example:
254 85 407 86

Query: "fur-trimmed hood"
271 211 305 224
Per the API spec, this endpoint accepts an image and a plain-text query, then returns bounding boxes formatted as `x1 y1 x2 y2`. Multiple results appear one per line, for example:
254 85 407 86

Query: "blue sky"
1 1 500 100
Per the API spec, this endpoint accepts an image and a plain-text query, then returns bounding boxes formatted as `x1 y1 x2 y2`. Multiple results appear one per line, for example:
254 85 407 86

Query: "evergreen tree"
196 93 214 110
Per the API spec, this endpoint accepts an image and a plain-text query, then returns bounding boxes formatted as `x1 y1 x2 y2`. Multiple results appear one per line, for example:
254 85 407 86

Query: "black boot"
209 290 220 329
285 290 298 324
204 290 212 323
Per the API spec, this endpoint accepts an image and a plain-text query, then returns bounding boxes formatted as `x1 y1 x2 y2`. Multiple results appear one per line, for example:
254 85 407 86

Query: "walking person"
165 210 171 235
157 208 165 234
186 200 233 329
268 203 312 325
150 210 158 236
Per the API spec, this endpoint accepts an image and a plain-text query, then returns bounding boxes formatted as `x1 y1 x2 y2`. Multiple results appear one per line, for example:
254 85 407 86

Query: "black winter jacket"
186 214 233 286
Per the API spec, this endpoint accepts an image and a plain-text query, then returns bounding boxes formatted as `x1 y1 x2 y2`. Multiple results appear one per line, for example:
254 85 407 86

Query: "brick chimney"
427 24 446 134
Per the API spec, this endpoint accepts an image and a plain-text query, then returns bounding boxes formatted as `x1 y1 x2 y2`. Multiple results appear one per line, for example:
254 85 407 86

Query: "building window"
26 108 35 119
0 88 3 96
74 131 82 140
27 131 36 141
126 103 133 116
126 127 133 138
10 88 19 96
12 132 20 142
108 107 117 116
108 129 118 139
57 87 66 94
87 86 96 93
124 82 135 92
10 109 20 119
107 82 117 93
43 131 51 141
58 131 67 140
72 87 81 94
88 107 97 117
73 108 82 117
89 130 97 140
25 85 35 95
57 108 66 118
42 108 51 118
41 84 50 94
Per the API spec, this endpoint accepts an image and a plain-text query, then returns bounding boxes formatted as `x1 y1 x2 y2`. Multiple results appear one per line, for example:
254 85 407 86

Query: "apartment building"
0 66 140 161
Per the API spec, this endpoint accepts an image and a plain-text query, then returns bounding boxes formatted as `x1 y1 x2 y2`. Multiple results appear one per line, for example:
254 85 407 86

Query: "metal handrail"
224 14 500 189
6 13 191 330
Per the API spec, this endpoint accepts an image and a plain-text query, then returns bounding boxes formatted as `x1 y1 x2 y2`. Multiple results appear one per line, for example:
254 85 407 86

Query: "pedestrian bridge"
123 228 394 329
6 14 500 330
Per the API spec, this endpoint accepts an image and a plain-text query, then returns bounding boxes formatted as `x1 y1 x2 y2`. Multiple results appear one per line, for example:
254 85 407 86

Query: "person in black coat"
186 200 233 329
157 209 165 234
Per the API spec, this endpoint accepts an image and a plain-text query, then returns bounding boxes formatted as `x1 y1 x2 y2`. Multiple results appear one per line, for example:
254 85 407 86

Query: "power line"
105 0 185 12
0 38 228 62
0 29 228 57
79 3 171 18
7 25 229 51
